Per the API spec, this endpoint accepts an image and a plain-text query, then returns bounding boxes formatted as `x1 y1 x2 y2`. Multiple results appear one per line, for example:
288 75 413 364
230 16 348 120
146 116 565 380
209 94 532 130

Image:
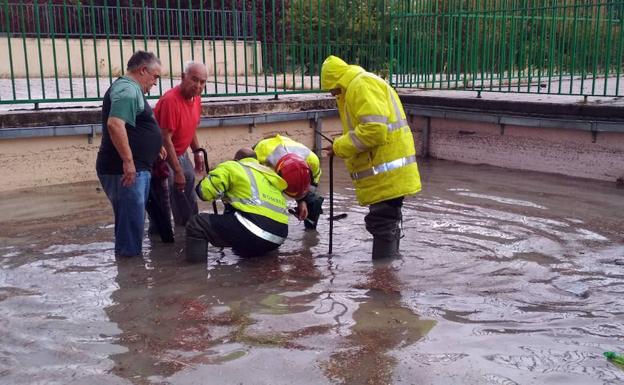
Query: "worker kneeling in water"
185 148 289 262
254 134 324 230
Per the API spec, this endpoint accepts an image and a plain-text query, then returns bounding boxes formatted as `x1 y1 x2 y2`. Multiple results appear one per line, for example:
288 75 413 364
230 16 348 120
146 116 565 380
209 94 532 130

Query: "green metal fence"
391 0 624 96
0 0 622 108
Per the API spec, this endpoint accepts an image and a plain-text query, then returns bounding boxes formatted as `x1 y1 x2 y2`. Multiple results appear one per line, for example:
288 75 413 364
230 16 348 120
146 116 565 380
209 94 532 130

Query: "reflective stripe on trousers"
350 155 417 181
234 211 286 245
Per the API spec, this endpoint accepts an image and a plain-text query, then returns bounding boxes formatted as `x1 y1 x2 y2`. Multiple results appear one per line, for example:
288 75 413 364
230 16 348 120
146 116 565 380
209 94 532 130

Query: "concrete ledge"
3 92 621 129
0 96 336 128
405 105 624 133
400 94 624 121
0 109 102 129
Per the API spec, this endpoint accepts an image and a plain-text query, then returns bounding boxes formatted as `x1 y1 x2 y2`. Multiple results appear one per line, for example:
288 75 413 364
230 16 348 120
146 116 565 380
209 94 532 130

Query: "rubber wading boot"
185 236 208 263
305 196 324 230
372 236 400 260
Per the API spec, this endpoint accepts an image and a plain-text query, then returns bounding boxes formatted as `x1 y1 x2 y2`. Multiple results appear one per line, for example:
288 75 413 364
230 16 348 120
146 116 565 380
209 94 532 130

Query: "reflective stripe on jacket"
197 158 289 224
321 55 422 206
254 134 321 185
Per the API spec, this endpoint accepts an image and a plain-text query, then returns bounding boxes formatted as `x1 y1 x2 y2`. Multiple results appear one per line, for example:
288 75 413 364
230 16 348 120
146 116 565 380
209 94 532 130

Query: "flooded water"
1 158 624 385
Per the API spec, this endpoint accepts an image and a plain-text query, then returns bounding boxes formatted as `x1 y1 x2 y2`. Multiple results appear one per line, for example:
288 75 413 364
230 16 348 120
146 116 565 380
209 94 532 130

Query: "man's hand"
297 200 308 221
174 171 186 192
159 146 167 160
193 152 204 174
121 160 136 187
323 144 334 157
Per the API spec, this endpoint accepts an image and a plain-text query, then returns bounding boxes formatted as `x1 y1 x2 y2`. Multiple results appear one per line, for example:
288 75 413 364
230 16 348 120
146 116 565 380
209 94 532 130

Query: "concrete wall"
0 37 261 78
0 116 343 193
1 95 624 192
409 116 624 182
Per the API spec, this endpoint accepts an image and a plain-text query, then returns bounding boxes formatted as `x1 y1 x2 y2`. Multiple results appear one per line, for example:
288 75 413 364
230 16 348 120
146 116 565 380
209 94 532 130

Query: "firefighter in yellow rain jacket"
185 148 289 262
254 134 324 230
321 55 422 259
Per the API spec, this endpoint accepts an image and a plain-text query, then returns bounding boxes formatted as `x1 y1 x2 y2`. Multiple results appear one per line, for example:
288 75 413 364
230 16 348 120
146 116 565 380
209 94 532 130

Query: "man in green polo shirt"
96 51 164 258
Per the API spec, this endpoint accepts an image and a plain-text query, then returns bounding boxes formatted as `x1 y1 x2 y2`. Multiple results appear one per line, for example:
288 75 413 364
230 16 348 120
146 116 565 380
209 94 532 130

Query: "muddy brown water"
1 159 623 385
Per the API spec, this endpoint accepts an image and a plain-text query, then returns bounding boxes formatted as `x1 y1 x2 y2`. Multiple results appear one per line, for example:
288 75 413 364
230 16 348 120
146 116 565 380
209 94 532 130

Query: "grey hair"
126 51 161 72
183 60 204 74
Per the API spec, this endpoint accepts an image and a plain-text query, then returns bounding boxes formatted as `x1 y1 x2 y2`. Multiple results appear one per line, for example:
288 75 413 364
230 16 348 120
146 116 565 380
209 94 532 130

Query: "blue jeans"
98 171 151 257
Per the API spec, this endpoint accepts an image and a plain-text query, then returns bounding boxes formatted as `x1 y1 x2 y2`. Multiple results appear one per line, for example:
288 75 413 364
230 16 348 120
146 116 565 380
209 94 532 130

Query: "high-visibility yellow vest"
321 55 422 206
198 158 289 224
254 134 321 185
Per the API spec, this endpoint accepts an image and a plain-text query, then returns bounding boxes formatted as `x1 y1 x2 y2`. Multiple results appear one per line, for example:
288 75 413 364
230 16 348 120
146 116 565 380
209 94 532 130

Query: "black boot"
372 236 399 260
185 236 208 263
304 195 324 230
395 232 401 252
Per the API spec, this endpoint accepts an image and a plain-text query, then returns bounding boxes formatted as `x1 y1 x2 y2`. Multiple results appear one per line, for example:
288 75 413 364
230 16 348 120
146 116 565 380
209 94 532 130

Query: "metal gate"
389 0 624 96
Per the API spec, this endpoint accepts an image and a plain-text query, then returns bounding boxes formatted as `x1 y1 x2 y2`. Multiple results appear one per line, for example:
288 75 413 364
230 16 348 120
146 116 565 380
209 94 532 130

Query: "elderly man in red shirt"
150 61 208 237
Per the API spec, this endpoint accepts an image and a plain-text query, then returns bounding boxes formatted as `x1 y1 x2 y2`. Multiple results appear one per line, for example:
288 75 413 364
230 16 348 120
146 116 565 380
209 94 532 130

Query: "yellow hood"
320 55 365 91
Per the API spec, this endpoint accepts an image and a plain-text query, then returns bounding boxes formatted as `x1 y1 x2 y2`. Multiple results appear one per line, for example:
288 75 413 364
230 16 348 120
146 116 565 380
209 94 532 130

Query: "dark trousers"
167 153 198 226
186 211 285 261
302 190 324 230
364 197 403 259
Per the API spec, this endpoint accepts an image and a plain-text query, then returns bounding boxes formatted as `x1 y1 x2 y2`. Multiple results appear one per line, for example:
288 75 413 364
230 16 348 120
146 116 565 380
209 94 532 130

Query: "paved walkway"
0 74 319 111
0 75 622 112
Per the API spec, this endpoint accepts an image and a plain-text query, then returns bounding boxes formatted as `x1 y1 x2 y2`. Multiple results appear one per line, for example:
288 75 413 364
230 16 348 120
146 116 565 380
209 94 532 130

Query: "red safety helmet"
275 153 311 199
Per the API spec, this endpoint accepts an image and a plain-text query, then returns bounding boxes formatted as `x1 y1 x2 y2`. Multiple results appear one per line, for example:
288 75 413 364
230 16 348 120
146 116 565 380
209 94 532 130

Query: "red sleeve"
154 92 179 134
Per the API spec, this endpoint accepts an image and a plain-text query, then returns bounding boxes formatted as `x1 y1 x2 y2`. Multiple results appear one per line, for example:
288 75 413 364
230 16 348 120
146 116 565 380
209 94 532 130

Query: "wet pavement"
1 158 624 385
